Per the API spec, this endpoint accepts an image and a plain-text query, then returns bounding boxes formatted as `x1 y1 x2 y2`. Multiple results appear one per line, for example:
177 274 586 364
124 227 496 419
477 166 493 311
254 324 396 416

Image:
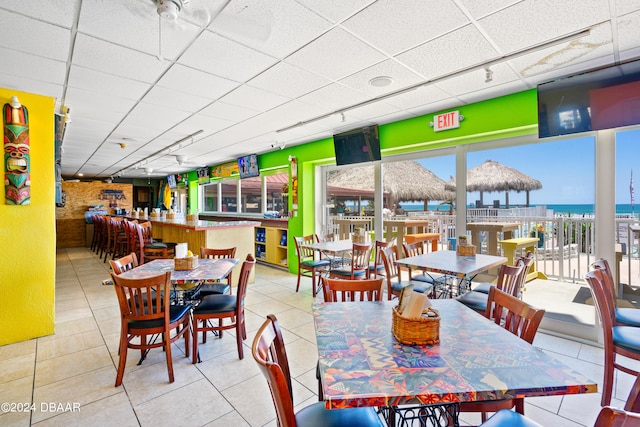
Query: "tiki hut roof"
444 160 542 193
327 160 452 202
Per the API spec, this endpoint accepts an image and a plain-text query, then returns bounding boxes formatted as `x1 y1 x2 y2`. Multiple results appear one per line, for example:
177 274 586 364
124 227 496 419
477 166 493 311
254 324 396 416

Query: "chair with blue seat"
294 235 330 297
473 252 534 299
252 314 385 427
401 241 447 286
591 258 640 327
329 242 372 281
457 261 524 313
480 406 640 427
380 246 433 300
584 268 640 407
368 239 393 279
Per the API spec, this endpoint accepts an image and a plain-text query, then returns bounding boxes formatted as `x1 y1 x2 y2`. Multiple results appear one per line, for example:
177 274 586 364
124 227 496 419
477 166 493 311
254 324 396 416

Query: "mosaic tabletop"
313 299 597 409
118 258 238 289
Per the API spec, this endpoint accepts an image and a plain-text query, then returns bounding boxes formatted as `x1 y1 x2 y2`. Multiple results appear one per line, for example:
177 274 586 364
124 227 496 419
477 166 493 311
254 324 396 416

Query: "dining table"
300 238 354 268
466 222 519 256
396 250 506 298
314 299 597 426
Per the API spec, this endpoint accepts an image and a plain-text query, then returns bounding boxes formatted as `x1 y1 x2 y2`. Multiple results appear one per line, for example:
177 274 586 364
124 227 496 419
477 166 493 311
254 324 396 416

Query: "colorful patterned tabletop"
118 258 238 289
314 299 597 409
396 250 506 279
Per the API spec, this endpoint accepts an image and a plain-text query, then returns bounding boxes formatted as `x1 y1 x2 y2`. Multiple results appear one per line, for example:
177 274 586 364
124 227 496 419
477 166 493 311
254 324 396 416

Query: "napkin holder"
175 256 198 270
391 306 440 345
456 244 476 257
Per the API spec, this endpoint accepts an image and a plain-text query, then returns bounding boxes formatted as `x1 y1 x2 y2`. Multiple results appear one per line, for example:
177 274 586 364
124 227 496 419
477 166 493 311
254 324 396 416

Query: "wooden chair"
199 247 237 296
474 252 534 299
368 239 393 278
591 258 640 327
110 271 191 387
329 242 372 280
584 269 640 407
103 216 124 262
321 277 384 302
401 241 447 285
380 246 433 300
109 252 139 274
191 254 255 362
459 286 546 422
252 314 385 427
457 261 525 313
294 235 330 297
135 221 168 264
480 406 640 427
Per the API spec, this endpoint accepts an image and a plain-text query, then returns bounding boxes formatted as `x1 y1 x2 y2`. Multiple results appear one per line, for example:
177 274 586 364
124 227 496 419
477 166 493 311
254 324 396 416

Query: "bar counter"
129 215 260 285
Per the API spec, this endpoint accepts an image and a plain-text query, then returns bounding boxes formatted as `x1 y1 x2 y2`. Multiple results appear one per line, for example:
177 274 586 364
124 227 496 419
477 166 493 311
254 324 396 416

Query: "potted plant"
530 224 545 248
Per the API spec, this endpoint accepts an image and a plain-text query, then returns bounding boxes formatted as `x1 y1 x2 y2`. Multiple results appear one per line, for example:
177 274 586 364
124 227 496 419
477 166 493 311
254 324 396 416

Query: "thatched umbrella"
327 160 453 211
445 160 542 207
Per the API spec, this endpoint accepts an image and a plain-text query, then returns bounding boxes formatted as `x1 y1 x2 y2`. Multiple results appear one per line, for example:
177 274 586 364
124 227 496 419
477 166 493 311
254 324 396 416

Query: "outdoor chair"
457 261 525 313
294 235 330 297
252 314 384 427
591 258 640 327
473 252 534 299
329 242 372 280
459 286 545 422
380 246 433 300
584 269 640 407
368 239 392 278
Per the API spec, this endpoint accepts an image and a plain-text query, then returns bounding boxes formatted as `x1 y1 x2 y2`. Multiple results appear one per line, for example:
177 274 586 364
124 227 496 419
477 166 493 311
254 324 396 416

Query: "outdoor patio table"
333 217 372 240
313 299 597 426
384 218 436 256
466 222 519 255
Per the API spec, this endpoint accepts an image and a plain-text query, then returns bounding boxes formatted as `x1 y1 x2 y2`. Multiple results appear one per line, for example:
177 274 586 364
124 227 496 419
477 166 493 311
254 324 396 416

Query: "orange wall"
0 88 56 345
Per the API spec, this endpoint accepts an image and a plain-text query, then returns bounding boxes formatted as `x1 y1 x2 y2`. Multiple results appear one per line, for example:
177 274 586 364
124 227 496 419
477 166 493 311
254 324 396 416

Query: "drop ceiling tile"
249 100 326 132
72 34 170 83
385 84 451 111
286 28 387 81
199 101 259 121
396 25 498 80
0 47 66 84
212 0 332 58
455 80 530 105
339 59 424 96
456 0 521 19
179 30 277 82
0 73 63 100
169 113 235 136
0 0 78 28
0 10 70 61
219 85 290 112
247 62 331 99
157 64 239 99
64 86 137 116
67 66 150 101
142 85 212 113
435 62 521 96
296 0 374 24
79 0 201 61
346 101 402 122
296 83 369 111
478 0 610 54
343 0 469 55
64 116 115 135
617 10 640 53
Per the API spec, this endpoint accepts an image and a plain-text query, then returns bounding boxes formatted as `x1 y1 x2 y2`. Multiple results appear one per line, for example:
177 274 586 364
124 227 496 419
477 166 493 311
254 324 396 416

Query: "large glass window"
202 183 219 211
221 179 238 212
240 177 262 213
265 172 288 214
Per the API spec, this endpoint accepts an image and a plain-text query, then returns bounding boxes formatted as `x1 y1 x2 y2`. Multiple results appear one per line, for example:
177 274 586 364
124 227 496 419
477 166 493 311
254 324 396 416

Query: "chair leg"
296 270 302 292
602 354 615 406
311 271 317 297
236 319 244 359
115 330 129 387
192 318 199 364
164 330 175 383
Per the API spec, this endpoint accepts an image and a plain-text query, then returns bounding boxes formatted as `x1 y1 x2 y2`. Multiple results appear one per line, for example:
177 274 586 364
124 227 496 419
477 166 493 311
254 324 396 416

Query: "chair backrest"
402 241 423 258
591 258 617 308
109 252 139 274
495 263 525 297
350 242 373 276
138 221 154 244
484 286 545 344
380 246 405 299
294 235 317 261
319 233 335 242
372 240 393 272
322 277 384 302
110 271 171 323
594 406 640 427
252 314 296 427
585 269 616 341
235 254 256 312
200 247 237 260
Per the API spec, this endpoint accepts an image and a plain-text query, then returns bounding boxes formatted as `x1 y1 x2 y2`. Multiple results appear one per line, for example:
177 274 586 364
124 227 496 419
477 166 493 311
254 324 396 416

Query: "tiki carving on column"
3 97 30 205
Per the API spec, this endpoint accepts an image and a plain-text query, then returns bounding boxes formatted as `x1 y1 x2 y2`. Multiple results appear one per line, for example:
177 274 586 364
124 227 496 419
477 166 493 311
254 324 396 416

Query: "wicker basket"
456 244 476 257
174 256 198 270
391 306 440 345
166 213 175 219
186 214 196 221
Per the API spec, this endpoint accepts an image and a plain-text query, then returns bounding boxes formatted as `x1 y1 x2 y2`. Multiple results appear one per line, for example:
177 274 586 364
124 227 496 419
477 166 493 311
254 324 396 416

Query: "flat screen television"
537 58 640 138
238 154 260 179
333 125 381 166
167 174 177 189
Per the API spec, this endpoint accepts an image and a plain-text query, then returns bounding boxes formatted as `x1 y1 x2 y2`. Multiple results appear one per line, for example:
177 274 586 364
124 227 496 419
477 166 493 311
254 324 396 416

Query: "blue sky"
416 128 640 205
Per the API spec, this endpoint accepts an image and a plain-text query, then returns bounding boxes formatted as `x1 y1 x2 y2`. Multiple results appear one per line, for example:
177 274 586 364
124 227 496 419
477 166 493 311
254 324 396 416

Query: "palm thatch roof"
445 160 542 207
327 160 453 203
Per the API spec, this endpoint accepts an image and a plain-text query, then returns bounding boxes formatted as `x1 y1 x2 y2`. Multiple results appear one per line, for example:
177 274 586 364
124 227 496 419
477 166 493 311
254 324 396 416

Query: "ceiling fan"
174 155 204 168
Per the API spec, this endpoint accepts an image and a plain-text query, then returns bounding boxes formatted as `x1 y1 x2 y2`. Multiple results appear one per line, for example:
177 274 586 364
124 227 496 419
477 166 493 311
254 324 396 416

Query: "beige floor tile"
203 410 250 427
34 346 113 388
270 307 313 331
54 306 94 325
196 347 261 391
222 374 277 427
0 339 36 361
1 353 36 385
0 376 34 409
0 411 31 427
37 330 105 362
135 379 233 427
244 298 293 318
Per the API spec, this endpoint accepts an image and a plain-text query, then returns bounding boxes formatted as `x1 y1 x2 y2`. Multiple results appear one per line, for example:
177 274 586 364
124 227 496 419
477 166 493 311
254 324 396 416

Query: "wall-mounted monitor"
333 125 381 166
196 167 210 184
238 154 260 179
167 174 177 189
537 58 640 138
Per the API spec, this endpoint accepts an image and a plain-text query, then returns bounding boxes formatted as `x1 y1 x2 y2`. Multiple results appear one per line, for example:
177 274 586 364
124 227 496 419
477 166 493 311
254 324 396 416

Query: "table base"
379 403 460 427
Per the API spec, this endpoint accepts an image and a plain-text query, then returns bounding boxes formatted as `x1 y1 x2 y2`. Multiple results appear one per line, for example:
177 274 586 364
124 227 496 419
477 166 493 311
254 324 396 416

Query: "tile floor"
1 247 639 426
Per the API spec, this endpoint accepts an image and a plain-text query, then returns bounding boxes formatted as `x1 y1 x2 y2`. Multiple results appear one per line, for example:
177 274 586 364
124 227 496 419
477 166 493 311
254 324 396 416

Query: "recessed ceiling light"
369 76 393 87
78 173 84 177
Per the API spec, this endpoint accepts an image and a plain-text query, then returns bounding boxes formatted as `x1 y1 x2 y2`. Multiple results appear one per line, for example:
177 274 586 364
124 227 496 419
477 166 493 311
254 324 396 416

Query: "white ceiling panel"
168 113 235 136
199 101 260 122
456 0 520 20
436 62 523 96
344 0 469 55
346 101 403 121
296 0 375 24
385 85 452 111
64 87 137 116
73 34 171 83
142 85 212 113
0 0 79 28
247 62 331 99
455 80 532 105
212 0 333 58
339 59 424 96
0 47 66 84
67 66 151 101
0 73 63 100
157 64 239 99
179 30 277 81
616 0 640 15
218 85 290 112
286 28 387 80
617 10 640 54
297 83 369 111
0 10 70 61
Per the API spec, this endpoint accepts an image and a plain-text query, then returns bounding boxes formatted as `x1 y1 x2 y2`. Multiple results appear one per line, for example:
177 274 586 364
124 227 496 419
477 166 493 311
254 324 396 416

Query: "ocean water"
399 203 637 215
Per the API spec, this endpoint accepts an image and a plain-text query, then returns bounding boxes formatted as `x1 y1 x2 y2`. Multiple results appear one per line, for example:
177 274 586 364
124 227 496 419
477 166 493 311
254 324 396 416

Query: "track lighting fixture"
485 67 493 83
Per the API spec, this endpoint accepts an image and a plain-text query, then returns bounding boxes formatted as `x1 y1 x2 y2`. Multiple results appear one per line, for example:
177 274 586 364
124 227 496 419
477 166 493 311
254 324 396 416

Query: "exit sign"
432 110 463 132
